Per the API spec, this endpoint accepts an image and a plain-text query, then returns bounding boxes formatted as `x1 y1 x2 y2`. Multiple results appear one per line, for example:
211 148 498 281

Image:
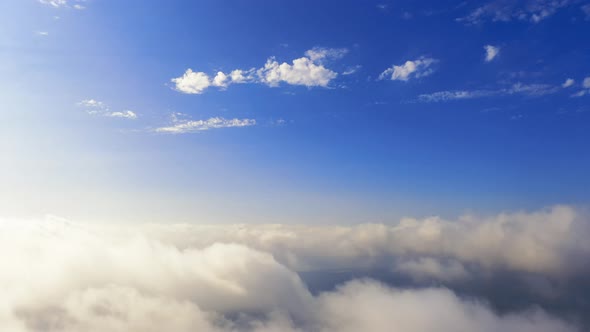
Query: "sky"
1 0 590 224
2 1 590 331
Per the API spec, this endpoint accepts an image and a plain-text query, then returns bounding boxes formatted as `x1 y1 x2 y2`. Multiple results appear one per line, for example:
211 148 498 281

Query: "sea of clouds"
1 205 589 331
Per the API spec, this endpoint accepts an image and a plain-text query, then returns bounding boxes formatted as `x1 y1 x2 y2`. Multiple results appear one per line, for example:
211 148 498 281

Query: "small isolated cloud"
583 4 590 19
35 31 49 36
106 110 137 119
418 82 559 102
77 99 106 109
171 47 347 94
458 0 577 24
77 99 138 120
342 65 361 75
484 45 500 62
379 57 438 81
571 77 590 97
155 114 255 134
562 78 575 88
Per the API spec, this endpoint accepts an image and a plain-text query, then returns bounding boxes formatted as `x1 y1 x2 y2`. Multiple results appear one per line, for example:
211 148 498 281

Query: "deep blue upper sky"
1 0 589 223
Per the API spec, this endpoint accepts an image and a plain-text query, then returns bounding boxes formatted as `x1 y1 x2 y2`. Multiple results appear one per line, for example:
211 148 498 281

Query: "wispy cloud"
562 78 575 88
39 0 86 9
77 99 138 119
418 82 560 102
155 114 255 134
342 65 362 75
171 47 348 94
484 45 500 62
571 77 590 97
458 0 576 24
379 57 438 81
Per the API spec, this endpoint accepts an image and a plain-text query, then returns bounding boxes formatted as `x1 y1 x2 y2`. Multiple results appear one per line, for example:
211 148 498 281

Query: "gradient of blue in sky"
1 0 589 223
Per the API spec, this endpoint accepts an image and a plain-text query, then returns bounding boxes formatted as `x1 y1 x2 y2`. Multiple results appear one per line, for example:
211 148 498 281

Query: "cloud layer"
1 205 589 331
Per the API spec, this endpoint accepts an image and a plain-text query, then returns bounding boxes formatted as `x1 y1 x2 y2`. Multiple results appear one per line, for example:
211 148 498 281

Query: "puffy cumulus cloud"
171 69 212 94
316 281 575 332
379 57 438 81
484 45 500 62
257 57 337 88
0 214 581 332
171 48 346 94
458 0 576 24
155 114 255 134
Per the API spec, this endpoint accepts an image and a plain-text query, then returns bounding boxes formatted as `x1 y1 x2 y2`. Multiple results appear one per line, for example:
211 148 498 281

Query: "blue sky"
1 0 589 223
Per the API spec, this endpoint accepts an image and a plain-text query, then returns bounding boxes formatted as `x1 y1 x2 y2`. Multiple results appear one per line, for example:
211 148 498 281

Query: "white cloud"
458 0 576 24
106 110 137 119
342 65 361 75
379 57 438 81
135 205 590 278
229 69 255 83
257 57 337 87
35 31 49 36
418 82 559 102
484 45 500 62
0 213 581 332
155 116 256 134
39 0 86 9
570 77 590 97
211 71 229 88
77 99 138 120
418 90 497 102
39 0 69 7
562 78 575 88
303 47 348 62
171 69 212 94
171 48 346 94
78 99 106 109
